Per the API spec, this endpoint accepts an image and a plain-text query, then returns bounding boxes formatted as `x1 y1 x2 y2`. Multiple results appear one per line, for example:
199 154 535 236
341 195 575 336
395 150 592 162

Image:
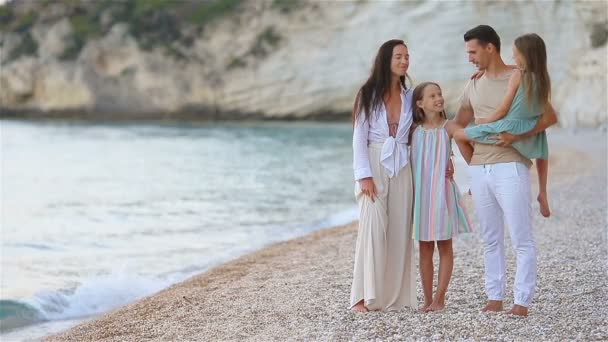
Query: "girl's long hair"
411 82 447 125
514 33 551 110
352 39 412 124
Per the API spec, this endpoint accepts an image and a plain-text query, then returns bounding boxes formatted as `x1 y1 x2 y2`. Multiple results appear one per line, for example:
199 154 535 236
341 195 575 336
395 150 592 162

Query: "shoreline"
0 119 359 341
0 110 352 122
45 129 607 341
46 222 361 341
1 210 360 341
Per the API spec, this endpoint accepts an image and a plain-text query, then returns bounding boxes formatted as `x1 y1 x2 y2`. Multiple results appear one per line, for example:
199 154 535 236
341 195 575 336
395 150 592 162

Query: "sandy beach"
47 129 607 341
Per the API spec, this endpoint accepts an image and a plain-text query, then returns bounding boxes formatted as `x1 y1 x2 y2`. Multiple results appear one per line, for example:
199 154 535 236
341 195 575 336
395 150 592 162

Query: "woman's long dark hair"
352 39 412 124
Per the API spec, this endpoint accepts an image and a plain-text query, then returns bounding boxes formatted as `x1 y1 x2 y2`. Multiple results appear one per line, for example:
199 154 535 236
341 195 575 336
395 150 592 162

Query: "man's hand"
490 132 518 147
359 177 377 202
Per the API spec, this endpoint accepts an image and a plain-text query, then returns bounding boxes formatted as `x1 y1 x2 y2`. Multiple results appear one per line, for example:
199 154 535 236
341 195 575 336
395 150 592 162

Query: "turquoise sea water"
0 120 359 340
0 119 472 341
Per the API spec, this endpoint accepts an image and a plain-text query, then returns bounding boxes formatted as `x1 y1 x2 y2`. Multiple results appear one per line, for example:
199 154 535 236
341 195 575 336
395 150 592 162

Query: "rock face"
0 0 606 126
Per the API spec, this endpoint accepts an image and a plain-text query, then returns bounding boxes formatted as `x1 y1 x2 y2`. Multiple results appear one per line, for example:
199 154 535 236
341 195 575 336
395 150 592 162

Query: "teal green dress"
464 80 549 160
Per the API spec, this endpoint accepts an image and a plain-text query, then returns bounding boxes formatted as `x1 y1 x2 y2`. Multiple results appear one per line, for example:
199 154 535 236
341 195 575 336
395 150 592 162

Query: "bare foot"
419 301 433 312
506 304 528 316
351 300 368 313
426 299 445 312
537 192 551 217
481 300 503 312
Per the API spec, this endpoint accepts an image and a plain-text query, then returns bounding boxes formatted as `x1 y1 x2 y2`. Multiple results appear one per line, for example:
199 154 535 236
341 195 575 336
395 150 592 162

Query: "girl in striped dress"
410 82 473 312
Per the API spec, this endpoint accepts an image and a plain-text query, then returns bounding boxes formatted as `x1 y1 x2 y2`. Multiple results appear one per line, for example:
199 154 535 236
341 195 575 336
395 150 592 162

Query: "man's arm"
494 102 558 146
453 79 475 128
453 103 474 128
521 102 558 137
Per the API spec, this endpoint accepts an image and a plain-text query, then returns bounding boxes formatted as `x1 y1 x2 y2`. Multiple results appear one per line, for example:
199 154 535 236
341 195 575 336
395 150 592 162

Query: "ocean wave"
1 272 177 332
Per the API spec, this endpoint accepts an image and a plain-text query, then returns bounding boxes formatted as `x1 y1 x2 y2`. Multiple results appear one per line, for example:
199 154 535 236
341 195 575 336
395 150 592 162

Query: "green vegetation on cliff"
0 0 264 61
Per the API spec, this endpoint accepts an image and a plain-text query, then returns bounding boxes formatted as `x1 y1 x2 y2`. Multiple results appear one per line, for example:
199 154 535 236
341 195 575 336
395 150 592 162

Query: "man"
453 25 558 316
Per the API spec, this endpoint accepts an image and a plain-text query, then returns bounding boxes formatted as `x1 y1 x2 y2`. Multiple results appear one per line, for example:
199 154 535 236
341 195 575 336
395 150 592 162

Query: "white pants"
469 162 536 307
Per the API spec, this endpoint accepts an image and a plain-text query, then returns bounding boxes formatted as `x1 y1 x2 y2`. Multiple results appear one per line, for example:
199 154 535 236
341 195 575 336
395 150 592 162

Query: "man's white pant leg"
493 162 536 307
469 164 506 302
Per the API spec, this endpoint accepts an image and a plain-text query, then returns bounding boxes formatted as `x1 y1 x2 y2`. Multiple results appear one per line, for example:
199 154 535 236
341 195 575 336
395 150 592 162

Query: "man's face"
466 39 490 70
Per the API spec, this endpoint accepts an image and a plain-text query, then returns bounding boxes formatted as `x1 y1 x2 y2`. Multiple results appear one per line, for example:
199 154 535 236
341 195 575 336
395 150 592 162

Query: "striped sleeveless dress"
411 122 473 241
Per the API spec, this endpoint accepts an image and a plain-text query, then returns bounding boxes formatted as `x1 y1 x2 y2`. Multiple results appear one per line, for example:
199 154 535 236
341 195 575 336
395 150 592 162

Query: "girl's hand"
475 117 489 125
470 70 485 80
359 177 377 202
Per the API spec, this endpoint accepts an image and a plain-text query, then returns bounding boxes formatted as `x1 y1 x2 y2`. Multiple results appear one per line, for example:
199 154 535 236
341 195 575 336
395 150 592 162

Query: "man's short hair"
464 25 501 53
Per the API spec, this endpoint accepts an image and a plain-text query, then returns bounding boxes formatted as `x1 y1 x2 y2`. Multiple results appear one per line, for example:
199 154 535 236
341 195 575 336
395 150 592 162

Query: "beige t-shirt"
461 70 532 168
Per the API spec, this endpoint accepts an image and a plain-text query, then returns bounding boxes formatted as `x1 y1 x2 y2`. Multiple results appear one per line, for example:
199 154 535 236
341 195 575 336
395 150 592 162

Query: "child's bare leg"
536 158 550 217
429 239 453 312
453 129 474 164
419 241 435 311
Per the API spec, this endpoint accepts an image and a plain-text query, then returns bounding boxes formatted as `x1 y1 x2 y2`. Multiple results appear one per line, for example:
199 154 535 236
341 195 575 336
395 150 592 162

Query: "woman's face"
416 84 445 114
390 44 409 77
512 44 526 69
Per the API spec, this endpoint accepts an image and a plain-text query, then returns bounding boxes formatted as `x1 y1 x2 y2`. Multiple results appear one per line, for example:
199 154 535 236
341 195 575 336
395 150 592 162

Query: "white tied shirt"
353 87 413 180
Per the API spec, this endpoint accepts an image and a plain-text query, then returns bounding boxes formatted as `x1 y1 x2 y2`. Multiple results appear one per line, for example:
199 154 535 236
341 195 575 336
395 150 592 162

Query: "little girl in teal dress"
455 33 552 217
464 79 548 160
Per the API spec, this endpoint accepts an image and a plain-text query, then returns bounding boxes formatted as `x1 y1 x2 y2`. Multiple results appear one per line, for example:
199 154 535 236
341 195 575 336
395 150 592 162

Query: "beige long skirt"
349 143 416 311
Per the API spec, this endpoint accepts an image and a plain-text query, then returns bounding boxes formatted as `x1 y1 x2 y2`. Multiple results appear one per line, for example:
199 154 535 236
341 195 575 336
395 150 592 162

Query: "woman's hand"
475 117 489 125
359 177 377 202
446 158 454 180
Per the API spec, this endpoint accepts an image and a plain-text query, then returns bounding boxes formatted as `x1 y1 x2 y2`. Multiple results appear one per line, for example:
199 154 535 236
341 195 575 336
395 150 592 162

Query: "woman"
350 39 416 312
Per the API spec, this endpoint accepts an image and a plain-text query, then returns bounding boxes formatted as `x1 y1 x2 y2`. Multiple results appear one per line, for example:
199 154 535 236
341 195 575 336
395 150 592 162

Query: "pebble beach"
47 129 607 341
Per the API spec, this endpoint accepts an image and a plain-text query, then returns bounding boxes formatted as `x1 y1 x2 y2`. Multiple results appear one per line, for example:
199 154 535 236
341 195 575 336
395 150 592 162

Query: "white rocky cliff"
0 0 606 127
